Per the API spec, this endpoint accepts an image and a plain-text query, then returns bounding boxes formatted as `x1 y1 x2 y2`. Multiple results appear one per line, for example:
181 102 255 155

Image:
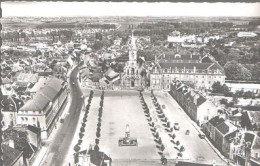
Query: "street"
40 66 84 166
149 91 227 165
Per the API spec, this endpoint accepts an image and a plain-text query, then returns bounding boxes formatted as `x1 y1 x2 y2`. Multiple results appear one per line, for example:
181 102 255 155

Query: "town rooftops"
2 95 24 112
3 144 23 166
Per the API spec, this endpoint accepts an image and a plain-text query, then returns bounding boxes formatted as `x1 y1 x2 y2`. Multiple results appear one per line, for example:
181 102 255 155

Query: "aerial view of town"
0 2 259 166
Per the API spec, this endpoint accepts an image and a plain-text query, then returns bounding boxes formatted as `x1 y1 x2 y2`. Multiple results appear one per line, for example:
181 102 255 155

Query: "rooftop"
208 116 225 127
20 77 65 112
216 121 235 135
3 144 23 166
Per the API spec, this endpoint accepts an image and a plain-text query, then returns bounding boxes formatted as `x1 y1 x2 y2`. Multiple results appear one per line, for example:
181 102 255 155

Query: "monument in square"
118 124 138 146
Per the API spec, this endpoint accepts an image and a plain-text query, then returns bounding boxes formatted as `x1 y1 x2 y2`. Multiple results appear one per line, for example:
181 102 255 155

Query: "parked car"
185 130 190 135
199 132 205 139
174 123 180 130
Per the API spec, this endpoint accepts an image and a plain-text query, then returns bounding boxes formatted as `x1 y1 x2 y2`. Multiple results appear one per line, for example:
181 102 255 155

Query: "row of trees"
139 92 167 162
95 91 105 144
74 90 94 163
150 91 185 157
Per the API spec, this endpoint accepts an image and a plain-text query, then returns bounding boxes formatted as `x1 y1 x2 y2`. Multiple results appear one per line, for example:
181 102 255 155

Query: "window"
25 117 28 121
209 81 211 84
164 69 167 73
33 117 36 121
131 68 135 75
21 117 24 121
256 153 259 158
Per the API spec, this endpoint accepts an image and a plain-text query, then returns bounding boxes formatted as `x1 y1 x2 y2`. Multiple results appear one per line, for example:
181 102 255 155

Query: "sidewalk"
160 91 230 166
31 147 48 166
31 66 75 166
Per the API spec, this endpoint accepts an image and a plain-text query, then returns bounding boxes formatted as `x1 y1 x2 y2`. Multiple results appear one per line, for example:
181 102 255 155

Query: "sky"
1 2 260 17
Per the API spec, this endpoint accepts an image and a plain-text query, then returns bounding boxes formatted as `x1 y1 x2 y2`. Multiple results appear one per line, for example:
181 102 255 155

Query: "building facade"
17 77 68 139
150 59 225 91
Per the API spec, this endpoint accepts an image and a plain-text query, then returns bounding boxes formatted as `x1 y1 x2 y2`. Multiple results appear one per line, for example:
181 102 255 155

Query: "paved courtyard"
75 89 228 165
99 91 159 159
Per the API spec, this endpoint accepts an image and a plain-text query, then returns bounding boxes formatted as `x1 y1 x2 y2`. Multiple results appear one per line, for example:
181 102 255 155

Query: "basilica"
121 33 146 90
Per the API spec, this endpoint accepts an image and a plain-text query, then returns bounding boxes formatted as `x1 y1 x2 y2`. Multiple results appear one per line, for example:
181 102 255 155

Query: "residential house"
3 144 24 166
204 115 225 141
15 73 39 88
17 77 68 139
99 68 120 90
2 95 24 130
223 130 242 159
4 125 41 165
214 120 237 155
74 148 112 166
236 132 260 166
241 108 260 131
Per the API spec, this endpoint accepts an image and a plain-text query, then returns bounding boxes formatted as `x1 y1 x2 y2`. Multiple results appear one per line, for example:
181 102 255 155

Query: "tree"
212 82 223 93
224 60 252 80
74 144 81 152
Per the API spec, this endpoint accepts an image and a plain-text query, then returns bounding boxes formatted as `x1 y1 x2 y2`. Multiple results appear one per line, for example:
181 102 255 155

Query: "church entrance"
131 80 135 87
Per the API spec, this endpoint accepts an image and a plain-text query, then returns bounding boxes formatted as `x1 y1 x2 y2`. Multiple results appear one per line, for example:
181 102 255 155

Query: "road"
148 91 227 165
40 66 84 166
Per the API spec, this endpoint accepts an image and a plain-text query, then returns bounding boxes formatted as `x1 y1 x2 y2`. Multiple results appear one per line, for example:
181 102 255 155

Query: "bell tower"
129 32 137 62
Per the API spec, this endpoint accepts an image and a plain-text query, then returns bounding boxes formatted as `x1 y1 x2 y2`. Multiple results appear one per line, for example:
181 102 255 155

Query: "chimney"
104 160 110 166
193 66 196 73
8 139 15 148
194 94 199 105
190 53 193 59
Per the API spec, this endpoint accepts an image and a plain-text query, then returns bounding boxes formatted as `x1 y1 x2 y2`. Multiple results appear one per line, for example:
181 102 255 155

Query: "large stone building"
121 33 146 89
150 53 225 91
170 80 218 125
17 77 68 139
